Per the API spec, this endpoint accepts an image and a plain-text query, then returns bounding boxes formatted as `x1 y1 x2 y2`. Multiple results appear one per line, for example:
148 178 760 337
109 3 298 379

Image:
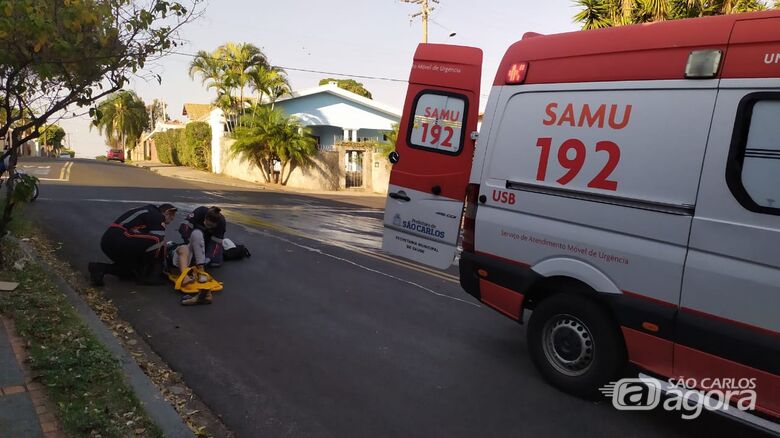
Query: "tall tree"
249 66 291 110
0 0 201 259
189 42 271 129
92 91 150 154
148 99 169 130
38 124 66 154
217 42 268 116
319 78 373 99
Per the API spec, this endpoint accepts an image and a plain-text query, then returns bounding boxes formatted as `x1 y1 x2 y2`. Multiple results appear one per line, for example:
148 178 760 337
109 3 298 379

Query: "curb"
11 236 194 438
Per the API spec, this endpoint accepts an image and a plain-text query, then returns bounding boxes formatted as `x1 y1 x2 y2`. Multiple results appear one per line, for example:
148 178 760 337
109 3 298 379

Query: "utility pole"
403 0 440 43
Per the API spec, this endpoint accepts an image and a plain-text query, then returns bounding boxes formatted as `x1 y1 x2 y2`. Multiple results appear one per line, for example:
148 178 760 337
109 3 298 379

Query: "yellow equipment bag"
167 266 223 294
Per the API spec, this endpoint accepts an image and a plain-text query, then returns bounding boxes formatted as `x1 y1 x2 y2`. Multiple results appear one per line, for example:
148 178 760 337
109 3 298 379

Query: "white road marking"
18 165 51 176
37 197 379 214
39 196 469 303
37 161 73 181
234 222 481 308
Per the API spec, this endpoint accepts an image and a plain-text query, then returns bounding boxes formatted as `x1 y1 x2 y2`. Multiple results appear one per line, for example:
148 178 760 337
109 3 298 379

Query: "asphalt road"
20 157 765 437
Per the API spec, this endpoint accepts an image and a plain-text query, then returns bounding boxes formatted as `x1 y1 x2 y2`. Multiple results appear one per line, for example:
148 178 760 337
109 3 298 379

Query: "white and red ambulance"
382 11 780 431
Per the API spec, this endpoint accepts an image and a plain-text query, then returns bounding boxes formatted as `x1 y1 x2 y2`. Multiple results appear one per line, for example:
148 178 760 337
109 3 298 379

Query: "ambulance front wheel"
527 293 626 398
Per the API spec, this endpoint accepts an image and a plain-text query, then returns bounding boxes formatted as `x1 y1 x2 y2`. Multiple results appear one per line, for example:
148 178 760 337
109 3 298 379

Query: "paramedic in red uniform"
88 203 178 286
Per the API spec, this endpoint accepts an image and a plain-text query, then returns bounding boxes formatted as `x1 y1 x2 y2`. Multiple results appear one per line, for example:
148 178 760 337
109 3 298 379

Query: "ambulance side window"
727 94 780 215
407 91 468 156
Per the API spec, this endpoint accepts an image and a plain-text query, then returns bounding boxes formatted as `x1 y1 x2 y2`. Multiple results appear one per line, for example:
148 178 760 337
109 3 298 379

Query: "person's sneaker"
180 290 212 306
88 262 105 287
197 272 209 283
181 273 195 286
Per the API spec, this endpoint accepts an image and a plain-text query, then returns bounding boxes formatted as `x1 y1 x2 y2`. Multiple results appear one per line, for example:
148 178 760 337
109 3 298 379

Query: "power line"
170 51 408 83
13 48 491 97
172 50 492 98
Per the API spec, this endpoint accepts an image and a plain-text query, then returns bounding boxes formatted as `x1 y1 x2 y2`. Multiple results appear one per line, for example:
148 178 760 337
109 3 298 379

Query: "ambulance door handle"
388 151 400 164
389 191 411 202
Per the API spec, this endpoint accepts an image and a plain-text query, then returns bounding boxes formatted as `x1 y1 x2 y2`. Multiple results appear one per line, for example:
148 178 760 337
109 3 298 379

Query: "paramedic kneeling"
88 203 178 286
179 206 226 269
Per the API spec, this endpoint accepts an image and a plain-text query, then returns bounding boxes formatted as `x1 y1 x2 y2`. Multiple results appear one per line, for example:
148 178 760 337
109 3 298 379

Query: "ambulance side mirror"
388 151 399 164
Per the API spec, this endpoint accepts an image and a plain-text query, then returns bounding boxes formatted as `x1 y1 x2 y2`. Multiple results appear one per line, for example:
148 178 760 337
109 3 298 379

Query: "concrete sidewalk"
129 161 387 209
0 317 59 437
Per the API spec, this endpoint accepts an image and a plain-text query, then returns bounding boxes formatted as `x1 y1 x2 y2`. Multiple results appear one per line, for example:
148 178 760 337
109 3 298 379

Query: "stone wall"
219 137 341 191
215 135 391 193
371 150 391 195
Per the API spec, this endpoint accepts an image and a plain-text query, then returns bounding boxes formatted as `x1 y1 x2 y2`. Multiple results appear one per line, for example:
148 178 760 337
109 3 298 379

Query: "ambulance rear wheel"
527 293 625 398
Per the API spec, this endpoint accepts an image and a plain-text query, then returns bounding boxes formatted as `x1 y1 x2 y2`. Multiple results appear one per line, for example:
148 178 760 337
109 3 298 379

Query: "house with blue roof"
206 82 400 193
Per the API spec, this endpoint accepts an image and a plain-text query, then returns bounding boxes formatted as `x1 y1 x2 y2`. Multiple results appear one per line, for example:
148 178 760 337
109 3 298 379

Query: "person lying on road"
165 241 215 305
179 206 226 271
88 203 177 286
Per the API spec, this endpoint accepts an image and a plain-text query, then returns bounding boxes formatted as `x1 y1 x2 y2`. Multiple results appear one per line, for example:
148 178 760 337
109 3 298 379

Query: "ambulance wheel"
527 293 625 398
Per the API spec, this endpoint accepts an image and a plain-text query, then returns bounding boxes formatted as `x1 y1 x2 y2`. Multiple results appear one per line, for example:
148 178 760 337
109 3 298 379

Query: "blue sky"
62 0 582 158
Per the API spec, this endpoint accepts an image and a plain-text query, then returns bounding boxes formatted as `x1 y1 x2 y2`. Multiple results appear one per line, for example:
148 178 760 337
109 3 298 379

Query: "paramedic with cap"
88 203 178 286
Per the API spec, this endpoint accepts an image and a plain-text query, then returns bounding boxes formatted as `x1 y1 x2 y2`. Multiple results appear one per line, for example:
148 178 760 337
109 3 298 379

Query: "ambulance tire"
527 293 626 398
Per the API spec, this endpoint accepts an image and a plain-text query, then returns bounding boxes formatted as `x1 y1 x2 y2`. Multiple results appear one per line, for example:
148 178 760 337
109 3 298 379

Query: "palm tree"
230 106 316 185
248 65 291 110
92 91 149 155
573 0 614 29
574 0 768 28
189 50 225 94
230 107 283 182
377 123 400 157
189 43 271 129
273 118 317 185
216 42 269 120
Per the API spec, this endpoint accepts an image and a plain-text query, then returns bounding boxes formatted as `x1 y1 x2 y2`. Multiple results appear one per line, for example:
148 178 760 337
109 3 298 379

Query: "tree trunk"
258 158 271 183
0 147 19 269
281 161 296 186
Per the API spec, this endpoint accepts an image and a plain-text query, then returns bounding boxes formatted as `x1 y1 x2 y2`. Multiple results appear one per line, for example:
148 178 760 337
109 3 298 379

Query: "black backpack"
224 244 251 261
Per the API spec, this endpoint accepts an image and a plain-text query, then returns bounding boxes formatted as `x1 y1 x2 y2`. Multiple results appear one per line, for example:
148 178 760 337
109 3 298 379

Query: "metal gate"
345 150 364 188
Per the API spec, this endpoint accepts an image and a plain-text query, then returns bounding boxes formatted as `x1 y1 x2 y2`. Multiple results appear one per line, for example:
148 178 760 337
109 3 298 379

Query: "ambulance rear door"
382 44 482 269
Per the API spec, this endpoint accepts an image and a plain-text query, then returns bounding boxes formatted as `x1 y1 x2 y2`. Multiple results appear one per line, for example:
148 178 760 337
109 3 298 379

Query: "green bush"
154 129 183 165
183 122 211 170
154 125 210 170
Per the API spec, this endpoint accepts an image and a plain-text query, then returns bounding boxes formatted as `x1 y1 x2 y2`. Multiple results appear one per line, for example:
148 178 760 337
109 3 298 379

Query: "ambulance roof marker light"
685 50 722 79
506 62 528 85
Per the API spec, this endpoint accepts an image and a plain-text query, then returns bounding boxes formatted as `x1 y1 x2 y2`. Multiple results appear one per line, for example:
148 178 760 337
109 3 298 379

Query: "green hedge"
153 129 180 165
183 122 211 170
153 122 211 170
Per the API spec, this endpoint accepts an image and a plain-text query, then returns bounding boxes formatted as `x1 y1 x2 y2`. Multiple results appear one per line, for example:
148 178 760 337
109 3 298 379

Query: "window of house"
728 95 780 214
407 90 467 156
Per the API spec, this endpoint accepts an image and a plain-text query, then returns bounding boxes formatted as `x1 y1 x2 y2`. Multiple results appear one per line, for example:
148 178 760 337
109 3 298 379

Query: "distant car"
58 152 71 159
106 149 124 162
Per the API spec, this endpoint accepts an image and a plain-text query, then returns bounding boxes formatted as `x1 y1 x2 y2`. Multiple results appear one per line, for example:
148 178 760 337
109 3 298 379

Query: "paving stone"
0 326 25 388
0 392 44 437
